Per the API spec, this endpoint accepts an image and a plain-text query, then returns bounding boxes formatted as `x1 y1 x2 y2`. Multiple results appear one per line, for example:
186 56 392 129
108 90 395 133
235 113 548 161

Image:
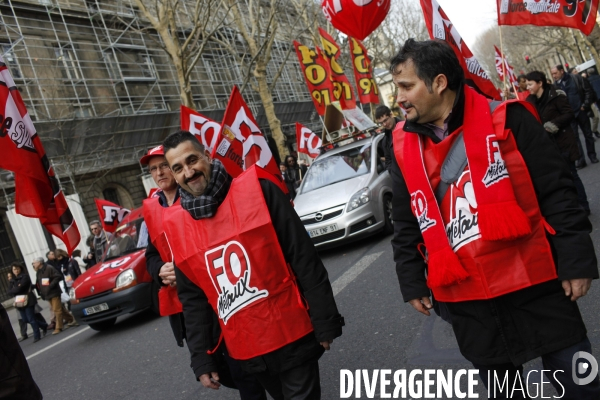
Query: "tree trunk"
254 64 288 160
175 62 194 108
587 23 600 54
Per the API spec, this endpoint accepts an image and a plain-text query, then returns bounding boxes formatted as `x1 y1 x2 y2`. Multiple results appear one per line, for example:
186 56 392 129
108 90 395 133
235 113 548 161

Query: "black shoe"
18 336 28 342
594 132 600 138
576 160 588 169
33 338 40 343
42 327 47 337
591 156 599 163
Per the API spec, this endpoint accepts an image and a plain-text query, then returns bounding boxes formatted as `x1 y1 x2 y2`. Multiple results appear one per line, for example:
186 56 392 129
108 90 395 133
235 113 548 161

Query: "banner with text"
349 37 380 105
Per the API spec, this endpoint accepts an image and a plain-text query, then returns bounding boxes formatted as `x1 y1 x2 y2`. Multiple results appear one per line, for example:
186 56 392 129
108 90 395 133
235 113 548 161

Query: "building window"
102 188 120 205
74 105 93 118
1 44 23 80
55 46 82 81
104 50 156 81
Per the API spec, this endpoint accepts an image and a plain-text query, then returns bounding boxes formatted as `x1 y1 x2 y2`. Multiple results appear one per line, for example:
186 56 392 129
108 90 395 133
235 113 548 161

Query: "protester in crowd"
141 145 268 400
71 249 87 273
157 131 343 398
375 105 402 172
10 269 48 342
84 235 97 268
279 162 296 200
33 256 76 335
55 249 70 275
89 220 112 262
525 70 591 216
551 64 598 168
0 303 43 399
390 39 599 398
284 155 306 190
59 249 82 286
515 74 529 100
585 68 600 138
8 262 47 343
45 250 60 273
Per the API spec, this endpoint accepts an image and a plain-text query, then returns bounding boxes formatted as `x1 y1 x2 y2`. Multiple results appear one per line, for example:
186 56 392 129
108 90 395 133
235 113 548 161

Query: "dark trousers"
17 306 47 341
565 155 590 212
18 313 46 338
572 111 596 162
223 352 268 400
474 337 600 399
253 359 321 400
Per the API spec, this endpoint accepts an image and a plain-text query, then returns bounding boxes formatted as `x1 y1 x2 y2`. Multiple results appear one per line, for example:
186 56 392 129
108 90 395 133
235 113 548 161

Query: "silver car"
294 134 393 248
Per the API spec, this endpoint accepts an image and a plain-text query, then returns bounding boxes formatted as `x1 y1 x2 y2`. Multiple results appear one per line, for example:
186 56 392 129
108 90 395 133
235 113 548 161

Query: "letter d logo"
572 351 599 386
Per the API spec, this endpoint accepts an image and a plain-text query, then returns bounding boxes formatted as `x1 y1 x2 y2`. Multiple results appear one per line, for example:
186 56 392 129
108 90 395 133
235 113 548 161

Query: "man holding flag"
145 130 343 399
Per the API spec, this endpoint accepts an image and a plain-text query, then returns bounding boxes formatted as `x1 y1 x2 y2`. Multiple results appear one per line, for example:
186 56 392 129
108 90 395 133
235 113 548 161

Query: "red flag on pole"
497 0 599 36
94 198 131 233
296 123 322 158
0 56 80 254
494 45 518 85
294 41 335 116
211 86 288 194
318 28 357 110
180 105 220 153
420 0 500 100
349 37 380 105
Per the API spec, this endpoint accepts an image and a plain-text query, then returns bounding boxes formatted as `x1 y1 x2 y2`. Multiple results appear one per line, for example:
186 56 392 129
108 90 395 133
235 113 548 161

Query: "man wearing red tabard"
152 131 343 399
389 39 600 399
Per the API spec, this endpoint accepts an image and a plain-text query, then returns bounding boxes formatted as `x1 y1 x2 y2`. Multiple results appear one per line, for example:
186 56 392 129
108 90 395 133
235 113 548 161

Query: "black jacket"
526 86 580 162
382 117 402 172
391 87 598 366
64 259 82 281
176 178 344 377
35 263 63 300
0 304 43 399
8 274 37 307
555 72 596 112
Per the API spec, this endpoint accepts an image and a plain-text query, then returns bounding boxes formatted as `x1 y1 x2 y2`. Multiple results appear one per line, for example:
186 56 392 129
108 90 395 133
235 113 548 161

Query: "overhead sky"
436 0 499 47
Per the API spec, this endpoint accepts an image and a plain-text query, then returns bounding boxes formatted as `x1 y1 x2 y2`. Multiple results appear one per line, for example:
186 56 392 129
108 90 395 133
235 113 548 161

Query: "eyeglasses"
377 116 392 127
149 162 170 173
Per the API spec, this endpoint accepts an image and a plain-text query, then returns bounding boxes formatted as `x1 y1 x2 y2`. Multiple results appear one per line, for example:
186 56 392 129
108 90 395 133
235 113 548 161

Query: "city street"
10 161 600 400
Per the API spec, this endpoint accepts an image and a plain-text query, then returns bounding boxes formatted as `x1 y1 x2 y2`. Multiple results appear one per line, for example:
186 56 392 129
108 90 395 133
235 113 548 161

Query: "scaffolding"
0 0 315 191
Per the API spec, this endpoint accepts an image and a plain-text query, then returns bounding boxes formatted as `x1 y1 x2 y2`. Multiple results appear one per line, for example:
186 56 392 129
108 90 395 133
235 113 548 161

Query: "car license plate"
308 224 338 238
83 303 109 316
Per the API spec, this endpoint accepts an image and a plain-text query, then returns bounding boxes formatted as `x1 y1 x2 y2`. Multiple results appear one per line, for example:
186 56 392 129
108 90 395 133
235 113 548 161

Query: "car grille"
78 289 112 302
350 217 377 234
312 229 345 244
301 205 345 226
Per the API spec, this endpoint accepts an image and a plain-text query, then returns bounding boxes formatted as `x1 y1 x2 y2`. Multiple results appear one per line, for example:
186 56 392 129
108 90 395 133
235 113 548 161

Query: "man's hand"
562 278 592 301
199 372 220 390
320 340 333 350
408 296 433 316
159 262 176 286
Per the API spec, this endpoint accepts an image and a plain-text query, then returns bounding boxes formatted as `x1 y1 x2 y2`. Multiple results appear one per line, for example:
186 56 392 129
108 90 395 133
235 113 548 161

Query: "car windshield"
102 218 148 262
301 144 372 193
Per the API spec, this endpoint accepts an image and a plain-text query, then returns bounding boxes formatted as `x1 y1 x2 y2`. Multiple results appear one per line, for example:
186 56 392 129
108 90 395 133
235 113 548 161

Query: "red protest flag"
321 0 391 41
318 28 357 110
497 0 599 36
349 37 380 105
94 198 131 233
180 105 221 153
296 123 322 159
0 56 80 254
294 40 335 116
420 0 501 100
494 45 518 85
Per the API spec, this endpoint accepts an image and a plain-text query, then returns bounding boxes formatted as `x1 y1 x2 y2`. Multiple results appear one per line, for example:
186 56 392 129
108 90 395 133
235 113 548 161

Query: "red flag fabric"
497 0 599 36
94 198 131 233
212 86 282 181
420 0 501 100
348 37 380 105
318 28 357 110
294 41 335 116
494 45 518 85
180 105 220 153
296 123 322 158
0 56 80 254
321 0 391 41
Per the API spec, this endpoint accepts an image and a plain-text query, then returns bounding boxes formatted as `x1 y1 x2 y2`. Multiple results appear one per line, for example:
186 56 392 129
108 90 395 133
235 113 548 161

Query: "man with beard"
390 39 599 398
141 145 267 400
145 131 343 399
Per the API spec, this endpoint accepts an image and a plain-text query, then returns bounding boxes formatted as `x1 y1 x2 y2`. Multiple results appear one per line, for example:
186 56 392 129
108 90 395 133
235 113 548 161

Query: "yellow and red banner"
349 37 379 105
318 28 357 110
294 41 334 116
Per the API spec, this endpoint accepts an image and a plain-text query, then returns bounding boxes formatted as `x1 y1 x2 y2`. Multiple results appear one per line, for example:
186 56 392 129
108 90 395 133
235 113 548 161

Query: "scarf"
403 85 532 289
179 159 232 220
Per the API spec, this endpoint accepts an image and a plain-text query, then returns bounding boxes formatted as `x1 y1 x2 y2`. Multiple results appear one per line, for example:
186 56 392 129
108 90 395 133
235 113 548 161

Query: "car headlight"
69 287 76 301
346 187 370 212
115 269 136 289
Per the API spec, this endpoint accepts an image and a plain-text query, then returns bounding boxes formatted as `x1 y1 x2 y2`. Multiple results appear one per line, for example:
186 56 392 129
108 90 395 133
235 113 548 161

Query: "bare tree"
131 0 229 107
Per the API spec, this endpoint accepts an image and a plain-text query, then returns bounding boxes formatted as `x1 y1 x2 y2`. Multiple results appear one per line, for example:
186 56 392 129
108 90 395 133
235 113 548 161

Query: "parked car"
70 208 158 331
293 134 393 248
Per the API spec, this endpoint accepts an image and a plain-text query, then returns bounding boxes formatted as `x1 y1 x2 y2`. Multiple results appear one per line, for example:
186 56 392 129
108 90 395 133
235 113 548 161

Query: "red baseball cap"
140 145 165 165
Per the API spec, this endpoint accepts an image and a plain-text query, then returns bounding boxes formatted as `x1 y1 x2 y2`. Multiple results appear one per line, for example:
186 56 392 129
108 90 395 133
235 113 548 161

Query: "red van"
70 208 159 331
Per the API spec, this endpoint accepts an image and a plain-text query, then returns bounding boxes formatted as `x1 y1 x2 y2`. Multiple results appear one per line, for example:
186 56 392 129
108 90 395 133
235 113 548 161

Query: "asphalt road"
14 157 600 400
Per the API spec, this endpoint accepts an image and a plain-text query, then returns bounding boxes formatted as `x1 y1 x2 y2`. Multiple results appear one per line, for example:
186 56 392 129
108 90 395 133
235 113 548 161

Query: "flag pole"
499 25 508 96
